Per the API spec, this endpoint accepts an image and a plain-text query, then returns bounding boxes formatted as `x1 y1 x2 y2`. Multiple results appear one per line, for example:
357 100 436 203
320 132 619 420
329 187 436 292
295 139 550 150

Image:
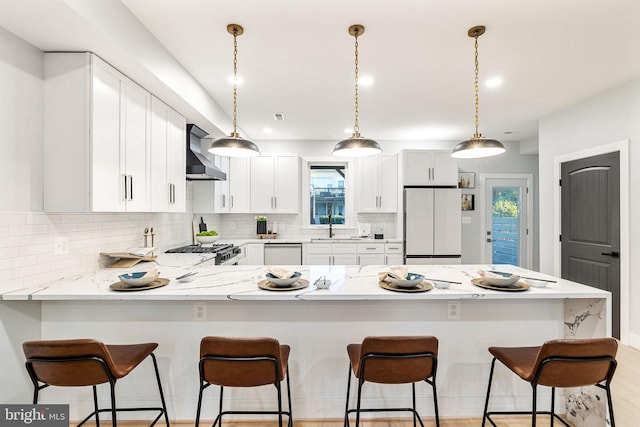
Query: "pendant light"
451 25 505 159
333 25 382 157
209 24 260 158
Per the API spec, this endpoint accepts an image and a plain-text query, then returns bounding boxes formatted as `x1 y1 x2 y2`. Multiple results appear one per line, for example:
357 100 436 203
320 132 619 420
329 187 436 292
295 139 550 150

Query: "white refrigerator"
404 187 462 264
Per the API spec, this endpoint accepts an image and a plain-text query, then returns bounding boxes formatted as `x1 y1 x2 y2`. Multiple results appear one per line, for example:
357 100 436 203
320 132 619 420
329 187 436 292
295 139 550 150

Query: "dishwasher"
263 243 303 265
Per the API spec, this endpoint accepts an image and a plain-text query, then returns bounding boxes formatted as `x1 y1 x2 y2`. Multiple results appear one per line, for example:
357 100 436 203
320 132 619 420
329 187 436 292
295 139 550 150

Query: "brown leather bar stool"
344 336 440 427
22 338 170 427
195 336 292 427
482 338 618 427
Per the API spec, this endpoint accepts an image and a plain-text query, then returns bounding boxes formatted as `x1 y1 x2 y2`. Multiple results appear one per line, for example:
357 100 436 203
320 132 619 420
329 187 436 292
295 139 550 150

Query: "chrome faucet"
327 202 334 238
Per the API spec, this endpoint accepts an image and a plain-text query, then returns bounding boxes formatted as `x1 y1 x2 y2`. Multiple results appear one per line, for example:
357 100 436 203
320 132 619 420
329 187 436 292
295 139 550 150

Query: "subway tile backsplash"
0 211 191 293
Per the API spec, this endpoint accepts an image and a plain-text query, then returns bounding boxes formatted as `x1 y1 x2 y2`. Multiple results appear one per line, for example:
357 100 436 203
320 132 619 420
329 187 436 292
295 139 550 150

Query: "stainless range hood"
186 124 227 181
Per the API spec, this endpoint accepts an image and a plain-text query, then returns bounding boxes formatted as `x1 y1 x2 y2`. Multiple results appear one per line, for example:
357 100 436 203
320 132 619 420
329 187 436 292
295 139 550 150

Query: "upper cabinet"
402 150 458 186
192 156 250 214
358 154 398 213
45 53 157 212
150 96 186 212
250 154 299 213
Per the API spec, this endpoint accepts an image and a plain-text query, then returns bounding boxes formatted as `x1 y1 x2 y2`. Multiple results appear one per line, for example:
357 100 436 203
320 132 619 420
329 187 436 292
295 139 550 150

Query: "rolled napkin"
268 266 295 279
477 270 517 280
378 265 409 282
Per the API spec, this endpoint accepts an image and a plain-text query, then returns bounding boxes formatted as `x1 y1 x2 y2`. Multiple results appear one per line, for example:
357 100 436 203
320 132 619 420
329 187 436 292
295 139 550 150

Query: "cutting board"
100 252 157 268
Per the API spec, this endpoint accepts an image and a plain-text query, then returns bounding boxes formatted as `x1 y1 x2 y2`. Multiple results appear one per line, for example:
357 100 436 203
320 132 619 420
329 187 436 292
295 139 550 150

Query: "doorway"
561 152 620 338
481 175 533 268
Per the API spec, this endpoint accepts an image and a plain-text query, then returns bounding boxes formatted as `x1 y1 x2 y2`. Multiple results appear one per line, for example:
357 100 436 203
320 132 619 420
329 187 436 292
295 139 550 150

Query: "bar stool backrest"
23 339 117 387
200 336 284 387
533 338 618 387
359 336 438 384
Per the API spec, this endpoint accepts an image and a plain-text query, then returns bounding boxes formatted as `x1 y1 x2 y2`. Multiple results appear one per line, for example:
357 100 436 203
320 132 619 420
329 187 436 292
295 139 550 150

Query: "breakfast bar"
0 261 611 425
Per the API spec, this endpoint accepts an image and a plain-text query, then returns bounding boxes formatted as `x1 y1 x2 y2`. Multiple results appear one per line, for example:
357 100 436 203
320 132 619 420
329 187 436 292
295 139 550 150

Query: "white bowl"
196 235 219 244
387 273 424 288
432 280 451 289
482 271 520 286
266 271 302 287
119 269 159 287
525 279 548 288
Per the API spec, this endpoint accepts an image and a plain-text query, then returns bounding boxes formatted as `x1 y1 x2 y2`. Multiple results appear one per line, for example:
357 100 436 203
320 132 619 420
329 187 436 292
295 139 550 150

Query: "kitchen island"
0 260 611 426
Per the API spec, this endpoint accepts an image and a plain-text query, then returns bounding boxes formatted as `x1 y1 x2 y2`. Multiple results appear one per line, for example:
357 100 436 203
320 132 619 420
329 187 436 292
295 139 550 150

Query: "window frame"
301 157 355 230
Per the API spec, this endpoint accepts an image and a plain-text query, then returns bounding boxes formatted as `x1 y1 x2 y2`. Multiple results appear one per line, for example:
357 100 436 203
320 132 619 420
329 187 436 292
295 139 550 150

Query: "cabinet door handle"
230 195 234 208
222 194 226 208
168 183 172 204
123 174 128 201
129 175 134 201
357 256 360 264
171 183 175 204
274 196 277 209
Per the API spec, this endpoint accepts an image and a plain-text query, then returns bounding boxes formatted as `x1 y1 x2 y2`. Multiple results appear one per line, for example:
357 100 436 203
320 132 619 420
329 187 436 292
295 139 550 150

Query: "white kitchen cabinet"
358 154 398 213
150 96 186 212
357 242 385 265
402 150 458 186
44 53 151 212
384 243 404 265
250 154 299 213
192 156 250 214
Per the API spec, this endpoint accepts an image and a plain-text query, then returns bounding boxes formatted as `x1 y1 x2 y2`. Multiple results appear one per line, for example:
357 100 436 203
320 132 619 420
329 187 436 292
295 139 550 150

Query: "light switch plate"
462 216 471 224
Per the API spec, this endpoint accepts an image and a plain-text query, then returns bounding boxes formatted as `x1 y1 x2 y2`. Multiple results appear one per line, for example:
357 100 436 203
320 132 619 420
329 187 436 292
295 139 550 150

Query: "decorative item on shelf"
332 24 382 157
257 233 279 240
458 172 475 188
256 216 268 235
451 25 506 159
208 24 260 158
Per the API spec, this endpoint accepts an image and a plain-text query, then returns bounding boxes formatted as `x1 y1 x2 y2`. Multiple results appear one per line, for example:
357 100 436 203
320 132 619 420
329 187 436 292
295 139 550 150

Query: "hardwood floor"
85 343 640 426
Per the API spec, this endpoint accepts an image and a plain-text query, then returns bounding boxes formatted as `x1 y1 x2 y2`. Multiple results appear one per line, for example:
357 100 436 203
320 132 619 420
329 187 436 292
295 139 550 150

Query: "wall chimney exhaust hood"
186 124 227 181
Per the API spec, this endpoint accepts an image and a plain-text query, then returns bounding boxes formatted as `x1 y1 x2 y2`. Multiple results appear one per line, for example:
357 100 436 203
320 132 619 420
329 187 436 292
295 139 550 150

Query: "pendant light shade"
451 26 505 159
209 24 260 158
333 25 382 157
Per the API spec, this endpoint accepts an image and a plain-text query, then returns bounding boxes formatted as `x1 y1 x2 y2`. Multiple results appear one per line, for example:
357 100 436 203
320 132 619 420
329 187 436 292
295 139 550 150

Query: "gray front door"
561 152 620 337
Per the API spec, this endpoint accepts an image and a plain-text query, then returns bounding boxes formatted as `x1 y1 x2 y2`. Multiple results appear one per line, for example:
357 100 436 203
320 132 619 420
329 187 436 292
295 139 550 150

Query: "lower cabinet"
305 242 404 265
241 243 264 265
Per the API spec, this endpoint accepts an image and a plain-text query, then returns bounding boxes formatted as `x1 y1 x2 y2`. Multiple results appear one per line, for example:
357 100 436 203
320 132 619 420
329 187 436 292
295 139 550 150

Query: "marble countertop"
2 260 609 302
220 238 402 245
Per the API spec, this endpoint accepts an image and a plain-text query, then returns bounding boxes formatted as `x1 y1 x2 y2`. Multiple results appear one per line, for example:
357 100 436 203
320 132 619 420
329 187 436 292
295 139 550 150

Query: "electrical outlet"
229 222 235 230
53 237 69 255
448 301 460 320
193 302 207 321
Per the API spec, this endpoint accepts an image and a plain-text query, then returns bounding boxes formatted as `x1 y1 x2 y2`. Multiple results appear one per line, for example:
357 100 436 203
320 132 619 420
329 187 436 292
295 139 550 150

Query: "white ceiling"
2 0 640 147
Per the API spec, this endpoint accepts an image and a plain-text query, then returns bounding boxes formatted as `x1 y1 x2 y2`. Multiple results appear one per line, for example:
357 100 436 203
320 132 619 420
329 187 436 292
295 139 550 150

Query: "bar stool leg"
605 384 616 427
109 381 118 427
150 353 170 426
550 387 556 427
355 379 364 427
286 366 293 427
276 382 283 427
412 382 417 427
195 382 207 427
344 365 352 427
531 383 538 427
482 358 497 427
92 385 100 427
431 378 440 427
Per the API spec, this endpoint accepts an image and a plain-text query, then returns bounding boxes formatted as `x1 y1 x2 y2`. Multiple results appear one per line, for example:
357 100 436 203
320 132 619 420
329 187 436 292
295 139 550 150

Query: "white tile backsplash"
0 211 192 293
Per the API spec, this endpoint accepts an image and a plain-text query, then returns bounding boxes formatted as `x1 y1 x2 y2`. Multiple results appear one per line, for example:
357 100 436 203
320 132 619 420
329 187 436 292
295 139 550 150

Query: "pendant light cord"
231 28 239 136
473 35 481 139
353 30 360 135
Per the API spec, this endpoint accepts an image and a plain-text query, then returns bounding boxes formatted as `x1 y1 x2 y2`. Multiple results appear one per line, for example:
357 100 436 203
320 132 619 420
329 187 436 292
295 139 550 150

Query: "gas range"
165 243 241 265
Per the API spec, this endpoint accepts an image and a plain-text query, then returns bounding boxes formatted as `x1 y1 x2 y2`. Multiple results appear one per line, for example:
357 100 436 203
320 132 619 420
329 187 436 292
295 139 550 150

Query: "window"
302 160 353 228
310 165 345 225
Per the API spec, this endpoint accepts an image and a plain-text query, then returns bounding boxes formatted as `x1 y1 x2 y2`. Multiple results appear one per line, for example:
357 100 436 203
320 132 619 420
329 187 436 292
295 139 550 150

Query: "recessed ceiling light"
485 77 503 88
263 128 273 134
227 75 244 85
359 75 374 86
273 113 285 121
503 131 513 135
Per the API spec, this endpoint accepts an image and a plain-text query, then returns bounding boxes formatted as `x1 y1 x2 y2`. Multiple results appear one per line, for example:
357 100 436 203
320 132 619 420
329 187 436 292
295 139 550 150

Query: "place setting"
109 268 170 291
472 270 530 292
258 266 309 291
378 266 433 293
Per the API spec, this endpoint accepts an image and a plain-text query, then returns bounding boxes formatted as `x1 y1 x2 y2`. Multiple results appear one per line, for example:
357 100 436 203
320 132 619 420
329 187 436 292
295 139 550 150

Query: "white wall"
457 148 539 268
0 27 44 211
539 76 640 344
